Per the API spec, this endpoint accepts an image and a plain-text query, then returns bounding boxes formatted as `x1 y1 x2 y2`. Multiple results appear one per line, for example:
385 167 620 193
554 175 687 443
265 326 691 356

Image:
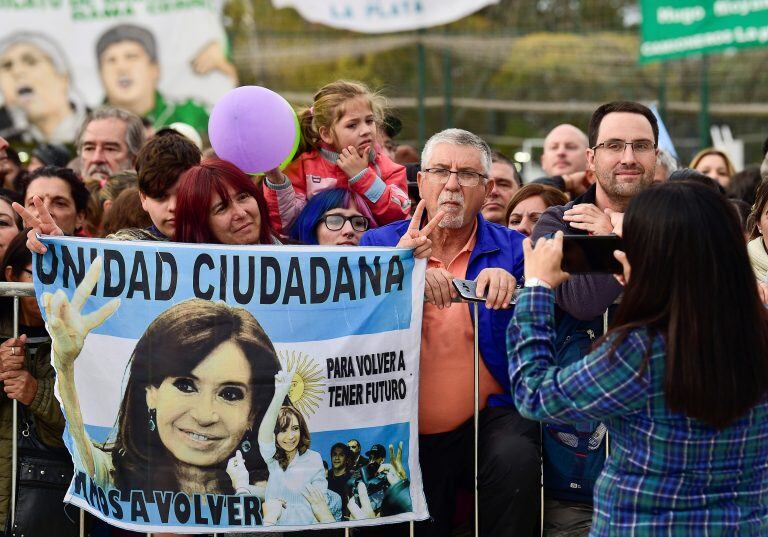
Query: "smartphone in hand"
452 278 486 302
452 278 519 305
561 235 623 274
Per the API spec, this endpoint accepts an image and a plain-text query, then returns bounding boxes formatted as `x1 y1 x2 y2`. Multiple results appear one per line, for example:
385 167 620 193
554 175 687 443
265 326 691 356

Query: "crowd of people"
0 77 767 537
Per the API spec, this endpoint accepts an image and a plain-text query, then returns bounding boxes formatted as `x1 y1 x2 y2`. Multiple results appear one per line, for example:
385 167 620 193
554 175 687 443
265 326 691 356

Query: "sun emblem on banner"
278 351 325 416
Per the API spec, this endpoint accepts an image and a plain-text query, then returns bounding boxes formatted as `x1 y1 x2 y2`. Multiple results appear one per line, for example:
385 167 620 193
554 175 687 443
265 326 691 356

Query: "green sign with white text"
640 0 768 63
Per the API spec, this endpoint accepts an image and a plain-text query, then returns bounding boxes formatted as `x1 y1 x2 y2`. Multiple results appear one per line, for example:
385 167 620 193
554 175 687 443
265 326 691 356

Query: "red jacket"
264 146 410 235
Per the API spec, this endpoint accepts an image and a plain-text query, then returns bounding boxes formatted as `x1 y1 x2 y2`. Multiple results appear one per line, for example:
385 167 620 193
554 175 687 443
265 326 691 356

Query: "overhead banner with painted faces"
640 1 768 63
271 0 499 34
0 0 235 146
34 236 428 533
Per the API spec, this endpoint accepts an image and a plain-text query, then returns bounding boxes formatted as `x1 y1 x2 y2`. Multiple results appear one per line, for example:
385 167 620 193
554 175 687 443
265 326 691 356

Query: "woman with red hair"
174 158 278 245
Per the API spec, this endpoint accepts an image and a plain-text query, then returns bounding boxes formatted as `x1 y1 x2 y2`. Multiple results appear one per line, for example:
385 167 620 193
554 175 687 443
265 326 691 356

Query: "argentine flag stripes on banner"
34 235 428 533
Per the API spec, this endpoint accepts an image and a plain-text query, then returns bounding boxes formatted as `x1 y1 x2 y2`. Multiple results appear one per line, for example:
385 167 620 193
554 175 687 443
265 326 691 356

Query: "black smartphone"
561 235 624 274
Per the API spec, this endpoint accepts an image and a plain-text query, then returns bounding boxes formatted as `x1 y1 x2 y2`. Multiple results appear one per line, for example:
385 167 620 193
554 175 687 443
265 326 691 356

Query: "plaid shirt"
508 286 768 536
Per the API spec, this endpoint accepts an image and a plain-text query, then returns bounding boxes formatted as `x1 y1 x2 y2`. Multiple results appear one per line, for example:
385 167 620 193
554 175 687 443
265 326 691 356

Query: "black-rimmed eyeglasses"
320 214 370 232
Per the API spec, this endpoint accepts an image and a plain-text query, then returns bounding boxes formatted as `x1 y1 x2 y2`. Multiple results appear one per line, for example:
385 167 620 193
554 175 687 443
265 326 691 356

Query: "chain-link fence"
224 0 768 170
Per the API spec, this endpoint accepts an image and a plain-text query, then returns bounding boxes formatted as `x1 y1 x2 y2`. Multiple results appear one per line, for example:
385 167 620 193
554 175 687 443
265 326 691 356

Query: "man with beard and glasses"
361 129 539 536
76 106 144 186
531 101 658 537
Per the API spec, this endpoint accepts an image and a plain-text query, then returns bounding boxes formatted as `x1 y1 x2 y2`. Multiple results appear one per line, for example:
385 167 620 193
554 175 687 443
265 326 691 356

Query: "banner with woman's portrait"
33 236 428 532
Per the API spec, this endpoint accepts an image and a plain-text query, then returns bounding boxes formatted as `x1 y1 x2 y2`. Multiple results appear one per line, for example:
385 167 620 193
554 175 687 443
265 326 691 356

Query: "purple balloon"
208 86 299 174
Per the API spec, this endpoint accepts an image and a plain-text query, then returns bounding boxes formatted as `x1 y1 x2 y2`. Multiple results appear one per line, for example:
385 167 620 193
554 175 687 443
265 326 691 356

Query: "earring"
148 408 156 432
241 428 252 453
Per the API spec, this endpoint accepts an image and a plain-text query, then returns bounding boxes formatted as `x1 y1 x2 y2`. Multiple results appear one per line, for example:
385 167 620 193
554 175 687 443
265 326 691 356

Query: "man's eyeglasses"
424 168 487 187
591 139 656 154
320 214 370 232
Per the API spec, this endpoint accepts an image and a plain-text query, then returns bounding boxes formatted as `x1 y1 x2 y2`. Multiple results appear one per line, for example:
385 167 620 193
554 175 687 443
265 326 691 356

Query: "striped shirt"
507 286 768 536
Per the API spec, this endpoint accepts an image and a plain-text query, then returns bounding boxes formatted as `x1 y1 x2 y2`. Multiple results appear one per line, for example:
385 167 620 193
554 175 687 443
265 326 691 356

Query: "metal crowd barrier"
0 282 91 537
456 294 621 537
0 282 38 535
6 282 606 537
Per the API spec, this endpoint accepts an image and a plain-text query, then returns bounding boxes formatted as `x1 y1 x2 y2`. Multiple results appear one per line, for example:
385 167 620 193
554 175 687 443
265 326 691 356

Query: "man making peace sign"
361 128 539 537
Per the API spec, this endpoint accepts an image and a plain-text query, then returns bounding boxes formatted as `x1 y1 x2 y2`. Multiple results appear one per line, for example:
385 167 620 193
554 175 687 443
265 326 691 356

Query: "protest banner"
0 0 234 144
271 0 499 34
641 1 768 63
33 236 428 533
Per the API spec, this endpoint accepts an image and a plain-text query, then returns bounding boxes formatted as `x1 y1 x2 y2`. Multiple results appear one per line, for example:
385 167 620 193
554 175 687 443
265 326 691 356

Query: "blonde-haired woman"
689 148 736 189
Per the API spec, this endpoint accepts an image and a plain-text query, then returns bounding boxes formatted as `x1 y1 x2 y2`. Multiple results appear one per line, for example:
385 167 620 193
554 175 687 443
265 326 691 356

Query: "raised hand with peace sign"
395 200 445 259
12 196 65 255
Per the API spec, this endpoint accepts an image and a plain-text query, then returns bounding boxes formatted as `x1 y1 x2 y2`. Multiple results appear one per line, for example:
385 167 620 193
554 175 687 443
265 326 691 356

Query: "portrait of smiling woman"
44 264 281 495
223 371 339 527
255 372 327 525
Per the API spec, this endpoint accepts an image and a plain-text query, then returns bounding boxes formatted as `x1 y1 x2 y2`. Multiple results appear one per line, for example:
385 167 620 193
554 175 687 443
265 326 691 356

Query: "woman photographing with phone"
508 181 768 535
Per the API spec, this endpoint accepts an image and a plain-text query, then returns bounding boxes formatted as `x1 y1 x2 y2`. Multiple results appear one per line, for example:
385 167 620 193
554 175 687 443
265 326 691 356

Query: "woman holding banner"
289 187 377 246
174 160 439 258
42 266 281 498
174 157 280 245
509 182 768 534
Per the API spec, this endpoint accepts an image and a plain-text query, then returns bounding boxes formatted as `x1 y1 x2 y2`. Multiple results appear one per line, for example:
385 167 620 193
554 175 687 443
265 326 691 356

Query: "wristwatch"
524 278 552 289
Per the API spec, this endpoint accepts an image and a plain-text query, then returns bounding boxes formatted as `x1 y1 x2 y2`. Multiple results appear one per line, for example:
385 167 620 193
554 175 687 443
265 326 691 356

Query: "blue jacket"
360 214 524 407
